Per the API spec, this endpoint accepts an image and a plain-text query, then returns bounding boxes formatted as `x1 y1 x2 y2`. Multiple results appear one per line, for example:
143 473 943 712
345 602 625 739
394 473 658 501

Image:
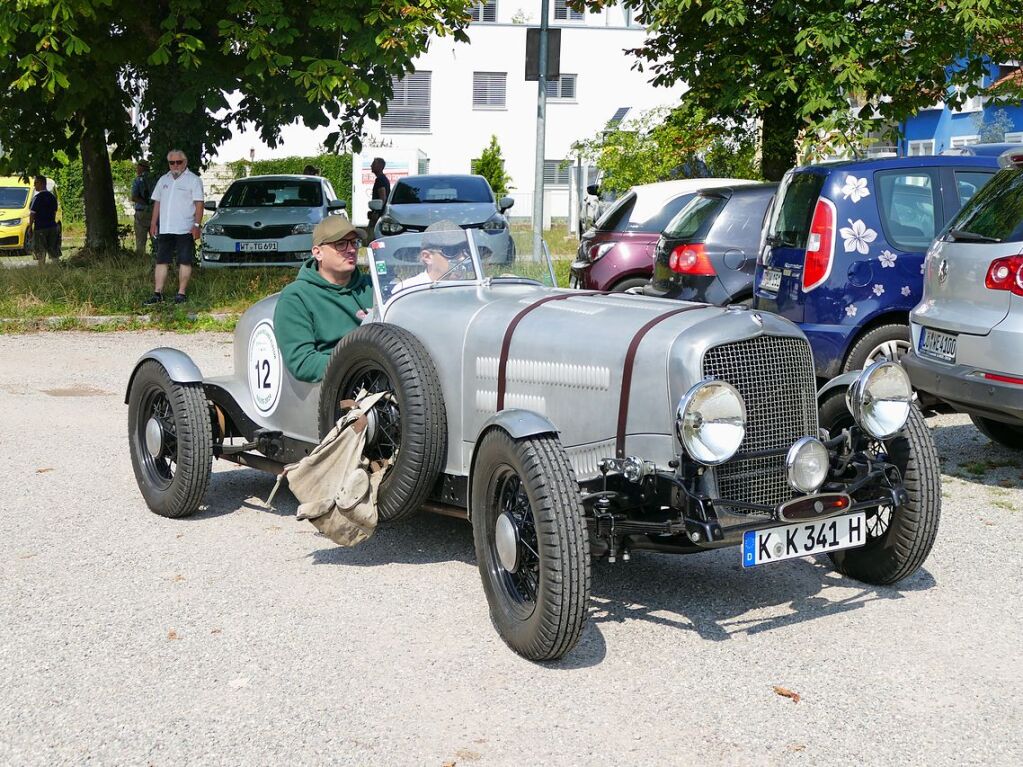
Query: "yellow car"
0 176 62 256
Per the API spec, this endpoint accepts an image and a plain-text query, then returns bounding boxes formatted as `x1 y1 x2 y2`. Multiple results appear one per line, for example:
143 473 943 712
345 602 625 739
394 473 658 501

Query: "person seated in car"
274 216 373 383
392 220 472 292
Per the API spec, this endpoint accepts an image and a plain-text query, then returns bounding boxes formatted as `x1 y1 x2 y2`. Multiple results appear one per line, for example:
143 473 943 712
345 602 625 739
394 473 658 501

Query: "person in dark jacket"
273 216 373 382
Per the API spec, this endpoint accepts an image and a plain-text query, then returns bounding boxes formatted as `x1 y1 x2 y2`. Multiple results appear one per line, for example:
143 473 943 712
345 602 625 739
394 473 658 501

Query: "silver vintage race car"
126 230 941 661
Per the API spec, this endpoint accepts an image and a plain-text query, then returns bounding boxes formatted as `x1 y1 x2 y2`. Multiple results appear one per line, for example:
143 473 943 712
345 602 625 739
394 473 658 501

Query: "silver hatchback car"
904 149 1023 449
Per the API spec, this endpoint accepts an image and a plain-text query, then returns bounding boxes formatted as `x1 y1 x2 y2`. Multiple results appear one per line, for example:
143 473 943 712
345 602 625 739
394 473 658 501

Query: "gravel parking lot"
1 331 1021 766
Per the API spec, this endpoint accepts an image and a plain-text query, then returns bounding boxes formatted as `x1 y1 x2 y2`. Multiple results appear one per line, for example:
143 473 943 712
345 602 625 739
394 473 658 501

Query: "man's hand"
191 223 201 242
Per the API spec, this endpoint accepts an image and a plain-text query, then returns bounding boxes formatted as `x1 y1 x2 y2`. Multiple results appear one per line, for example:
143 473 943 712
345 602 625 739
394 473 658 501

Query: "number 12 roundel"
247 320 283 415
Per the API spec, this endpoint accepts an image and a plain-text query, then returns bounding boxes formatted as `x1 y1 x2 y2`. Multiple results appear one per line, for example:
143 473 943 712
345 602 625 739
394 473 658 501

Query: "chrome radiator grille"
702 335 818 511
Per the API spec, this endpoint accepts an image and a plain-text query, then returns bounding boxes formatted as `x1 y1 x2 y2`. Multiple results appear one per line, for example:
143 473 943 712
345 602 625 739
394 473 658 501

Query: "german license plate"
236 241 279 252
760 268 782 293
742 512 866 568
918 327 957 363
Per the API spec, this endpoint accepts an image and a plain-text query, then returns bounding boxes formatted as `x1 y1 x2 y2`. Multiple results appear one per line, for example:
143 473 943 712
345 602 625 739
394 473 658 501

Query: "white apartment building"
215 1 683 224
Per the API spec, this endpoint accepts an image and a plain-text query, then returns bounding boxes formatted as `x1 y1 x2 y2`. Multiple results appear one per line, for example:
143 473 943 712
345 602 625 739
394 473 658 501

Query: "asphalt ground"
1 331 1021 766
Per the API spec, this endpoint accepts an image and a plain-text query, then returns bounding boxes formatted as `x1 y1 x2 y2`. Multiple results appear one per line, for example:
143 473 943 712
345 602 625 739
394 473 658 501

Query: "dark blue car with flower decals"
754 155 1005 378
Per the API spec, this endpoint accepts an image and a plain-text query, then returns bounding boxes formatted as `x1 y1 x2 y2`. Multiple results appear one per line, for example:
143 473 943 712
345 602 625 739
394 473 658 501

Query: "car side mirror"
586 184 599 196
368 199 384 212
328 199 346 211
499 196 514 212
203 201 217 212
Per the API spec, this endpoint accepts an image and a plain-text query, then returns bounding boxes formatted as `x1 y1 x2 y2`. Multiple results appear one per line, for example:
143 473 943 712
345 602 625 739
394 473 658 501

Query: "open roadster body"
126 230 941 660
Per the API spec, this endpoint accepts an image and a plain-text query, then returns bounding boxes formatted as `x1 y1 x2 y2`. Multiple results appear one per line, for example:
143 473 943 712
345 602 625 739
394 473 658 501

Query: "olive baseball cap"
313 216 367 246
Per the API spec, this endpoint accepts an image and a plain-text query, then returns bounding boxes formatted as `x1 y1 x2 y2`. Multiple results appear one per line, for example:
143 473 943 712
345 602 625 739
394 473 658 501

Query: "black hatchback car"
646 183 777 305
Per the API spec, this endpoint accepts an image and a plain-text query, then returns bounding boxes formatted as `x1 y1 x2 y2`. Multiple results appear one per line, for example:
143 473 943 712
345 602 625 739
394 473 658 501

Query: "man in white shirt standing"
144 148 205 305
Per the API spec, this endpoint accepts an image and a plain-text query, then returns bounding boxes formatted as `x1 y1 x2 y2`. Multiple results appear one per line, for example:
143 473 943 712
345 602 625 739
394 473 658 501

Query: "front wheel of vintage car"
127 360 213 518
819 390 940 585
318 323 447 523
471 430 590 661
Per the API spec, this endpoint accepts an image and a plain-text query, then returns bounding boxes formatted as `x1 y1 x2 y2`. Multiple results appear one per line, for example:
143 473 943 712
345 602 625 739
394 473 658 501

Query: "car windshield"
0 187 29 208
220 179 323 208
367 230 555 309
391 176 493 204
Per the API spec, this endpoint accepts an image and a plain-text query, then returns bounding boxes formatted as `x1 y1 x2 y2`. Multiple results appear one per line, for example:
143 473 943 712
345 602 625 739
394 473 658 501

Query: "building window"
1006 131 1023 143
381 72 431 133
554 1 584 21
544 160 570 186
907 140 935 156
470 1 497 22
546 74 577 100
950 134 981 148
952 79 984 113
472 72 507 109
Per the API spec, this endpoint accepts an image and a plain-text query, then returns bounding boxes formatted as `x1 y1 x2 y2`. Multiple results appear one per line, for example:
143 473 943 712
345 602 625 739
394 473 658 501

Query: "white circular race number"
247 320 283 415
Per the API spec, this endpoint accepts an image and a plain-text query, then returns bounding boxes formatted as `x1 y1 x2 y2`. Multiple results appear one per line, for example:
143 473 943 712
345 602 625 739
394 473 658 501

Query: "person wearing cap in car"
273 216 374 383
392 219 472 292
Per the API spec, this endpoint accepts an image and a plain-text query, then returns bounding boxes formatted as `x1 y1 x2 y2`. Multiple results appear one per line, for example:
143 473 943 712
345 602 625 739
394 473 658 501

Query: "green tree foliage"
472 136 513 199
581 0 1023 179
572 107 759 195
0 0 474 249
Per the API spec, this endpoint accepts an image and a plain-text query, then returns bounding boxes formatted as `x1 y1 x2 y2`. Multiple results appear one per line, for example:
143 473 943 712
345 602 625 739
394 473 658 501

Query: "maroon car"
570 178 750 291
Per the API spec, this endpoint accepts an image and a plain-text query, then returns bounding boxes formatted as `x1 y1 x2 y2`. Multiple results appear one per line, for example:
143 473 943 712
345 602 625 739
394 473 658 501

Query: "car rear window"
767 172 825 248
947 167 1023 243
663 194 727 239
595 191 697 233
0 187 29 208
874 170 939 252
955 170 995 207
221 179 323 208
391 177 493 204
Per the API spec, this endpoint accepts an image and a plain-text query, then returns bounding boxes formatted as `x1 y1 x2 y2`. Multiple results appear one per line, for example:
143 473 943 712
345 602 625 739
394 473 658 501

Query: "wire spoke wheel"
127 360 212 519
472 430 589 661
337 364 402 462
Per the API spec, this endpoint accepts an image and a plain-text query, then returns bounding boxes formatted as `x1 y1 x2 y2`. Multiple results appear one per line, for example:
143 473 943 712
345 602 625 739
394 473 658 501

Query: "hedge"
49 153 353 224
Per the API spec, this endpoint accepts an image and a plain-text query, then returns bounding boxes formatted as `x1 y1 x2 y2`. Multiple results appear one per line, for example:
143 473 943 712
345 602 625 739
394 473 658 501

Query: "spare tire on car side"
317 323 447 523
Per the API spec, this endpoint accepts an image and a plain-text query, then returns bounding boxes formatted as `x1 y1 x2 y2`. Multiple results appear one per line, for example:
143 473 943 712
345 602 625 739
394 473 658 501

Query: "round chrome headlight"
846 360 913 440
675 380 746 466
785 437 830 493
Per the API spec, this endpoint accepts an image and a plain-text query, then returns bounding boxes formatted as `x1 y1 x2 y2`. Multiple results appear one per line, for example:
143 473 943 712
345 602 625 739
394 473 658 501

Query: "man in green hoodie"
273 216 374 382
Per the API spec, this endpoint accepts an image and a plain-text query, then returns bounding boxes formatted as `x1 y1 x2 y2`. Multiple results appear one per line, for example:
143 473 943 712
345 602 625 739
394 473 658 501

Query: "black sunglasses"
168 160 185 165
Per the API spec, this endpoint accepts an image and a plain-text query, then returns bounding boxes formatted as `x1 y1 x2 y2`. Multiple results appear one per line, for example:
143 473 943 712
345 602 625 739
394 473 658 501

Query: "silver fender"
817 371 860 405
466 409 559 522
124 347 204 404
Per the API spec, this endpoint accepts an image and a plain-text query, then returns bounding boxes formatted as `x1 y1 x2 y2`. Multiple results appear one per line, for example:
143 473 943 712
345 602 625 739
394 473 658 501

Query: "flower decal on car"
873 284 885 296
879 250 897 268
901 286 912 297
845 304 858 317
840 175 870 203
840 219 877 255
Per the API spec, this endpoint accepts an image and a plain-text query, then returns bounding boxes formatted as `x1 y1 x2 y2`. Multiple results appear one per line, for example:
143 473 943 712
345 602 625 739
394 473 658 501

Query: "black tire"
471 430 590 661
819 390 940 584
970 415 1023 450
842 323 911 373
127 360 213 518
317 323 446 523
610 277 649 293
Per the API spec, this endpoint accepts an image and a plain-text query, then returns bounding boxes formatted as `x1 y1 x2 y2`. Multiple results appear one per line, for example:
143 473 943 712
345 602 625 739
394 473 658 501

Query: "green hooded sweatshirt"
273 258 374 383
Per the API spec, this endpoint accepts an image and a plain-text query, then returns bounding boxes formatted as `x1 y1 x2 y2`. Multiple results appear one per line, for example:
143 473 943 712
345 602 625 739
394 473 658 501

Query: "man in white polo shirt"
144 148 205 305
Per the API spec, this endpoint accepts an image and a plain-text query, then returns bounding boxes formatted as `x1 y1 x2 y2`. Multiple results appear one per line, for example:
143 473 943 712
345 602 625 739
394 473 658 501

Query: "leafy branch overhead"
578 0 1023 178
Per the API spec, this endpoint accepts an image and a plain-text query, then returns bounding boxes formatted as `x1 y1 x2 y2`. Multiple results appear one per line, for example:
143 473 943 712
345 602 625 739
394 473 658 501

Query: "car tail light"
668 243 716 275
985 255 1023 296
983 372 1023 385
801 197 837 292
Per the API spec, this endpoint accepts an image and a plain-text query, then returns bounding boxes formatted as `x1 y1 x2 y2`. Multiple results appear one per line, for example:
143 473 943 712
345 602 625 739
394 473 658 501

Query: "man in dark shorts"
144 148 205 306
28 176 60 264
367 157 390 235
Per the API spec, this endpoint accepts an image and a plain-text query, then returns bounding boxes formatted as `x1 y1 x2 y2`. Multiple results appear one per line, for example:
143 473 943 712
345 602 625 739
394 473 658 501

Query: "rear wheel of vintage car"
318 323 447 523
127 360 213 518
970 415 1023 451
471 430 590 661
819 390 940 585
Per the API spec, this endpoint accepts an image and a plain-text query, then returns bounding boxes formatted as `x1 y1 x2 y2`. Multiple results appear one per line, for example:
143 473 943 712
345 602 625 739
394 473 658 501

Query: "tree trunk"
759 100 800 182
79 115 120 252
